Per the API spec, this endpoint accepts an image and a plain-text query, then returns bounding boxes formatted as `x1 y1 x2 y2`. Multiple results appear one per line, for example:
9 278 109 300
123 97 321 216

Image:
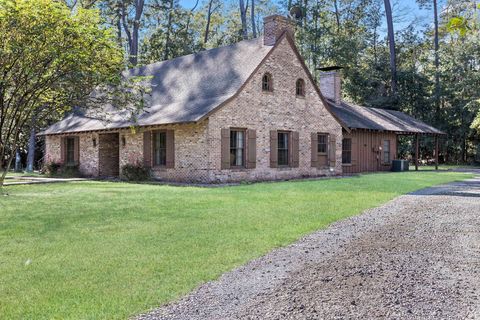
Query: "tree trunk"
121 0 144 66
383 0 397 96
130 0 145 66
239 0 248 40
433 0 441 123
26 127 35 172
204 0 213 44
333 0 340 31
164 0 174 60
15 148 21 172
251 0 257 38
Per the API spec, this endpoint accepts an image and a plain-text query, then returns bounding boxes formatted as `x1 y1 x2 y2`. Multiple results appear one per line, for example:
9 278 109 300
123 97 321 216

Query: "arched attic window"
262 73 273 92
296 78 305 97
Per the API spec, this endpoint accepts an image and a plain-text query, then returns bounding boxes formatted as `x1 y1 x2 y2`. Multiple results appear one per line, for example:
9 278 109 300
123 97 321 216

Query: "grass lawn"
0 171 473 319
416 164 479 171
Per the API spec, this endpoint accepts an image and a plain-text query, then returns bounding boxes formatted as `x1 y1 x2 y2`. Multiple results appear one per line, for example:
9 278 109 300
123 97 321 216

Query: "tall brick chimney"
319 68 342 105
263 15 296 46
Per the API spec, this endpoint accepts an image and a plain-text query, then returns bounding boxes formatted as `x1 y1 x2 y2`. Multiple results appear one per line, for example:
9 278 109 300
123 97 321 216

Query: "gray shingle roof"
328 100 445 135
40 38 272 135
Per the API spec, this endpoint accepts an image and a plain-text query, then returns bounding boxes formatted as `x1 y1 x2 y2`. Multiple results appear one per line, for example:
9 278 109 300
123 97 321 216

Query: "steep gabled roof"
40 37 273 135
327 99 445 135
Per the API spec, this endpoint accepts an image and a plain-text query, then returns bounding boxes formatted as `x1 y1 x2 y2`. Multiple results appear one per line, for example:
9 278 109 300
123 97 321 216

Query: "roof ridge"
126 37 265 74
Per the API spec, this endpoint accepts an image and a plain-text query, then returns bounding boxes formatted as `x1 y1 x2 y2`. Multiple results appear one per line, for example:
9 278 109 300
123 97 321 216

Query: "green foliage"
43 162 81 177
0 172 472 318
470 106 480 133
0 0 124 186
43 162 62 176
120 163 151 181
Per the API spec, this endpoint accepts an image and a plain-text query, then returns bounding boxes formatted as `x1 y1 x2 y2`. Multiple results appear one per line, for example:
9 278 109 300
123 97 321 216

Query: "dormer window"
296 78 305 97
262 73 273 92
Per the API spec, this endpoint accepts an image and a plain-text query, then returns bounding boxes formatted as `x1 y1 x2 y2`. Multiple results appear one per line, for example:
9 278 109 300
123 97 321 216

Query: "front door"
98 133 120 177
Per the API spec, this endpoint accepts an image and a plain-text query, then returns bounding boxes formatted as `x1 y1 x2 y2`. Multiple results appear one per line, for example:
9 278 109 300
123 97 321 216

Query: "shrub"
44 162 62 176
43 162 81 178
60 166 81 178
121 164 151 181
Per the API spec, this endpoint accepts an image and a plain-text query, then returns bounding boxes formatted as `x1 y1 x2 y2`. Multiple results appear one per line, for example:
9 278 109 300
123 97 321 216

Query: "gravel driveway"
137 174 480 320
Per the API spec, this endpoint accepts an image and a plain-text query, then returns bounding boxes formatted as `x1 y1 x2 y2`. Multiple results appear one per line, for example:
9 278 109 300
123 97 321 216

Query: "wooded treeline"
62 0 480 163
11 0 480 170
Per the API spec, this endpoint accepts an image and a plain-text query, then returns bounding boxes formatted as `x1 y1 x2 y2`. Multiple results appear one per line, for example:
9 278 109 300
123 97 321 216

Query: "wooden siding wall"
342 130 397 174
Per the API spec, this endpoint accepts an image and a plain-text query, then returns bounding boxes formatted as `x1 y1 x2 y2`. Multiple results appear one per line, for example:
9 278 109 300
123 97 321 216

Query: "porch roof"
327 100 445 135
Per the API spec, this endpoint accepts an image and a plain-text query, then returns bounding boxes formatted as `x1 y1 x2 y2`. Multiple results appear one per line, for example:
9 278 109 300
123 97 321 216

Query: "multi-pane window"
66 137 75 165
262 73 273 92
318 134 328 154
154 131 167 166
230 130 245 167
296 79 305 97
278 132 290 166
383 140 391 164
342 138 352 164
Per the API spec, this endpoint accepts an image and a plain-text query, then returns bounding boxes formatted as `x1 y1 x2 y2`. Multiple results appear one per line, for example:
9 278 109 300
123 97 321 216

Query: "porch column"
415 134 419 171
435 135 439 170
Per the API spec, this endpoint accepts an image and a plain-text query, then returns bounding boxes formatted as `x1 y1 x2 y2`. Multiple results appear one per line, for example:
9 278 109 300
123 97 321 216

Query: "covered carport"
326 100 446 173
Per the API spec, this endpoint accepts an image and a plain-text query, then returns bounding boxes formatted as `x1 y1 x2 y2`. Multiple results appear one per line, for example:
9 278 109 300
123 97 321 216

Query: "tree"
383 0 398 97
204 0 221 43
121 0 145 66
239 0 248 39
0 0 125 189
251 0 257 38
417 0 441 122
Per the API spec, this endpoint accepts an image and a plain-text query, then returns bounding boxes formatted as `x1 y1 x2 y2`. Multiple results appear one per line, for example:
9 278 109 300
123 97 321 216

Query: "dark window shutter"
291 131 300 167
221 128 230 169
246 129 256 169
311 133 318 168
329 135 337 167
270 130 278 168
349 136 357 166
60 137 66 164
166 130 175 168
73 136 80 165
143 131 152 168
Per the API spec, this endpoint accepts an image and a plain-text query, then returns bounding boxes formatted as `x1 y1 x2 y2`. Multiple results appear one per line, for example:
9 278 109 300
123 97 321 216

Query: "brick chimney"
263 15 296 46
319 69 342 105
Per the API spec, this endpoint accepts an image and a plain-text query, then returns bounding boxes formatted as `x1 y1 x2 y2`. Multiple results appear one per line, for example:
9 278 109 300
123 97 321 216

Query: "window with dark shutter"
278 132 290 166
342 138 352 164
383 140 391 164
153 131 167 166
230 130 245 167
296 79 305 97
262 73 273 92
66 137 75 166
317 134 328 154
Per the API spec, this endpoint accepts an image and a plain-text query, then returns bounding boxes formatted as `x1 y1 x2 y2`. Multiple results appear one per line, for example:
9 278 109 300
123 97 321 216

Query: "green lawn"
416 164 480 171
0 171 473 319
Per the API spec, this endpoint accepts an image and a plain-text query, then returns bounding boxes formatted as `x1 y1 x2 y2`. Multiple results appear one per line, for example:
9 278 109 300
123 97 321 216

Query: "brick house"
41 15 346 183
40 15 444 182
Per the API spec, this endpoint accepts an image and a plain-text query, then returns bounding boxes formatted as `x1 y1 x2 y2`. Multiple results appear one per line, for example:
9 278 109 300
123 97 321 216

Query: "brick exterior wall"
45 133 98 176
119 122 209 182
79 133 99 176
44 34 343 183
45 135 62 164
206 35 343 182
319 71 341 104
263 15 296 46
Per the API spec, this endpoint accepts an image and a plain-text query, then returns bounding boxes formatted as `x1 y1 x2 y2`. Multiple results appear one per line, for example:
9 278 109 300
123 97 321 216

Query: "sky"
178 0 435 32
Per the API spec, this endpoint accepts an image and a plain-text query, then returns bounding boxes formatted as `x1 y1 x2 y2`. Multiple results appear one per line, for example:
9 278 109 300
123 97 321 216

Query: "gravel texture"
137 174 480 320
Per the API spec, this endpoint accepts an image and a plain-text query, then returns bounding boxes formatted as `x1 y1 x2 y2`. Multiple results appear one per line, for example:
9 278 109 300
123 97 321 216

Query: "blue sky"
178 0 435 32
